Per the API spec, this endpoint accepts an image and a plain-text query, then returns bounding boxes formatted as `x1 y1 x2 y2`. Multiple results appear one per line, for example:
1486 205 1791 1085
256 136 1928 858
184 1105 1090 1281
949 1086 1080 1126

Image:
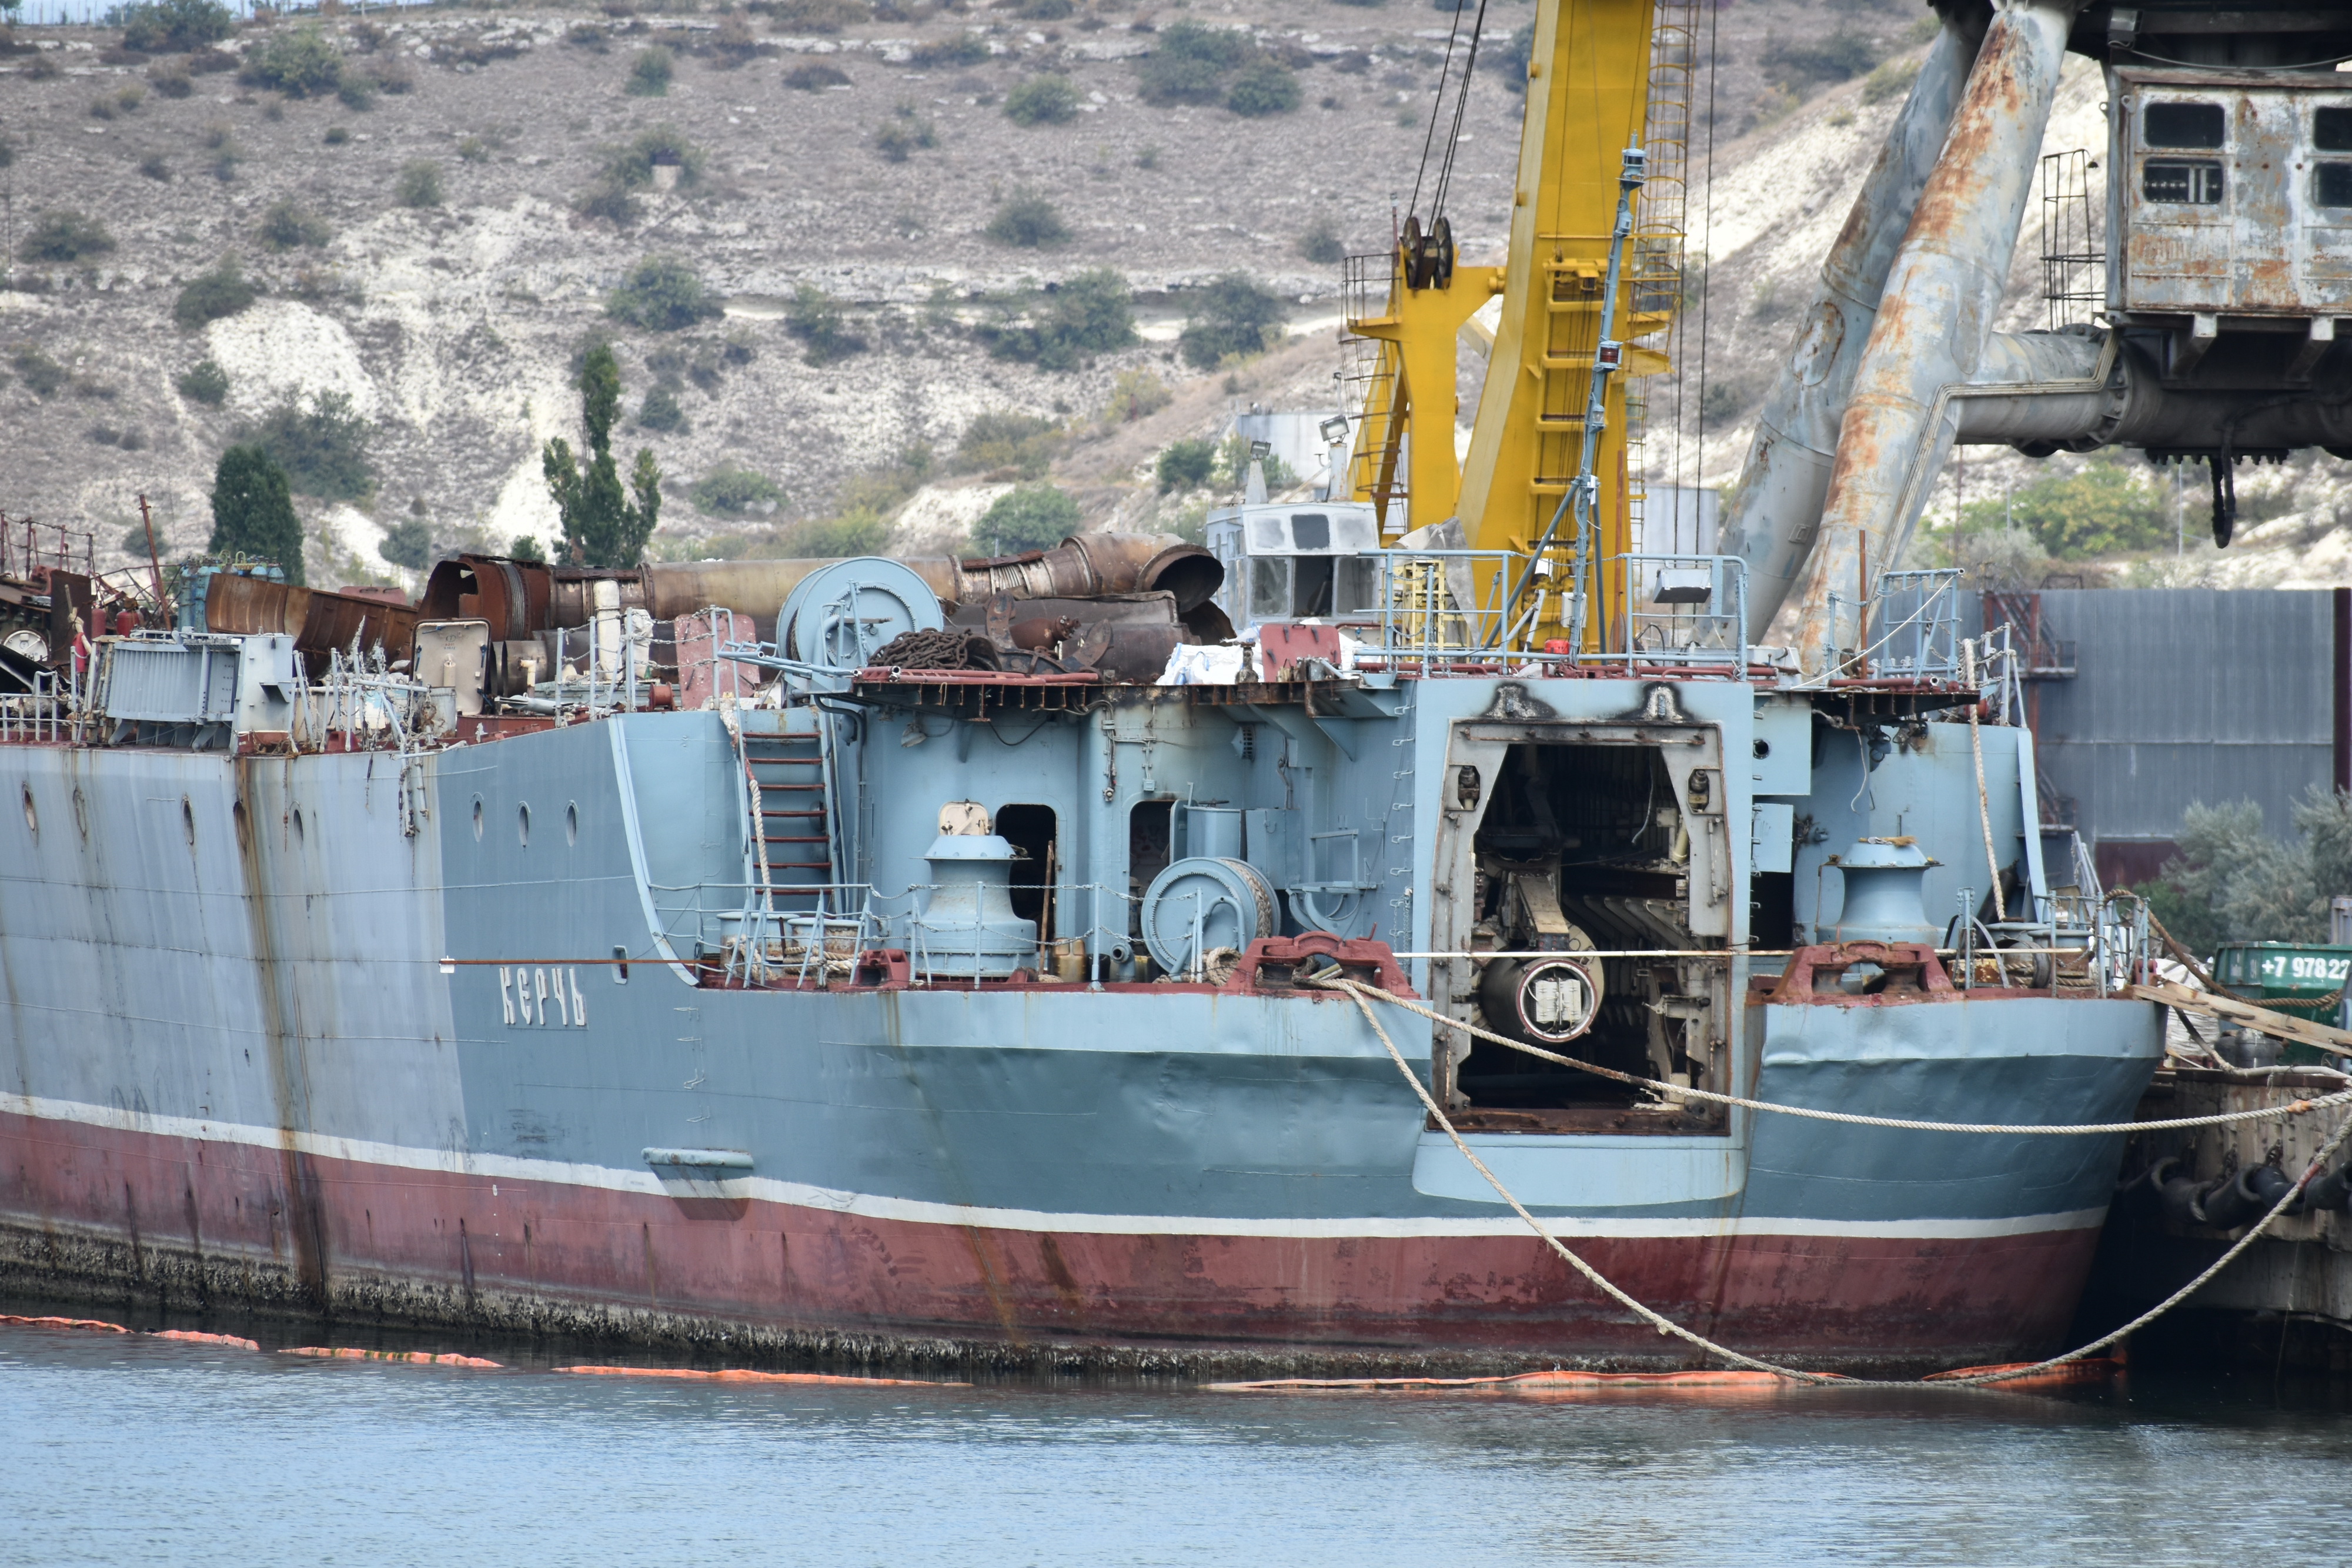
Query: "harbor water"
8 1309 2352 1566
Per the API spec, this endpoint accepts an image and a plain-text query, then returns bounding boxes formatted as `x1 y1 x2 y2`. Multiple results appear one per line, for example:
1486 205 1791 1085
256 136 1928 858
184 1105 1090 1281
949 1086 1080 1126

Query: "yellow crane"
1345 0 1692 650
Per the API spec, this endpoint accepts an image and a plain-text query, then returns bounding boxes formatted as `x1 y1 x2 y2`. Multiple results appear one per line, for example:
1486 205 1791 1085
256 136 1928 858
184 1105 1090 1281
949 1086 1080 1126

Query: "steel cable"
1331 978 2351 1135
1315 974 2352 1390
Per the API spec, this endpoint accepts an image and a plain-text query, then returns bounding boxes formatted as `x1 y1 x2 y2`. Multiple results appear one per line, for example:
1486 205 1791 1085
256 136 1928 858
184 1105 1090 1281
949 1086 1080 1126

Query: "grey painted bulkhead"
0 676 2163 1349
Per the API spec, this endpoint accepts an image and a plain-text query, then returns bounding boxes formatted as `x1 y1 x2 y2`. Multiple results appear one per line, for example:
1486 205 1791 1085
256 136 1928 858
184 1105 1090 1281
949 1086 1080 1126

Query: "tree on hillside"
542 343 661 567
974 485 1080 557
209 444 305 586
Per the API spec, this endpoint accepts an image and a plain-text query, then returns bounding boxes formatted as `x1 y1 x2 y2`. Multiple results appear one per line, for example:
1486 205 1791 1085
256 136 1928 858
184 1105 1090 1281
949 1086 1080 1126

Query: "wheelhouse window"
2146 101 2225 149
2144 161 2224 205
2316 106 2352 152
2318 163 2352 208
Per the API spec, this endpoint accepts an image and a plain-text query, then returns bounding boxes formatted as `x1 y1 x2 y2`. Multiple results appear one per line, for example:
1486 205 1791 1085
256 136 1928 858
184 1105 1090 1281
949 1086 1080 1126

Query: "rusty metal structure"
1721 0 2352 671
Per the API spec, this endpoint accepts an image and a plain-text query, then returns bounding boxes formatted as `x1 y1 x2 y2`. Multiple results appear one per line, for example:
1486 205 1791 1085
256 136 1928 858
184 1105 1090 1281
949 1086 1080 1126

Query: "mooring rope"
1328 978 2351 1136
1312 974 2352 1390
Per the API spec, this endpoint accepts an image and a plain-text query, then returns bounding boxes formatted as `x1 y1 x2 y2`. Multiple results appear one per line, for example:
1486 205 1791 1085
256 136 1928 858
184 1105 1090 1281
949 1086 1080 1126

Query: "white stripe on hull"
1 1091 2108 1243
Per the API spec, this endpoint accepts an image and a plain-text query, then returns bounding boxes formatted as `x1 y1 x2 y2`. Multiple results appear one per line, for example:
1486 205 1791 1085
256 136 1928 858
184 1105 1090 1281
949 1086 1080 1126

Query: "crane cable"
1406 0 1493 233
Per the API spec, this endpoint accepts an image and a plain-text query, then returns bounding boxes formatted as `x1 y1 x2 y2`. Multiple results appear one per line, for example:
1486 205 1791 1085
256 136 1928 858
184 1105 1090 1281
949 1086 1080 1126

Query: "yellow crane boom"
1345 0 1690 650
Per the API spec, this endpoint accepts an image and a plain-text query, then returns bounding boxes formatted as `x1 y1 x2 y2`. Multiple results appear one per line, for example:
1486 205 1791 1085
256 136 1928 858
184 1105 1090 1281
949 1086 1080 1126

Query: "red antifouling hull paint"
0 1111 2098 1365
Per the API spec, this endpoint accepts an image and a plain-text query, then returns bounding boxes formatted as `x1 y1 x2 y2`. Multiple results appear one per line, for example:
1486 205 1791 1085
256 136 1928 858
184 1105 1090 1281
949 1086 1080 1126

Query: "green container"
2211 942 2351 1063
2212 942 2352 1001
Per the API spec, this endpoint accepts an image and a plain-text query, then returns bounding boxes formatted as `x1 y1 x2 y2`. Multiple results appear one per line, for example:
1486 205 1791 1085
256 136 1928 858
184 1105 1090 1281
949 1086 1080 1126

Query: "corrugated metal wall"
1994 589 2343 887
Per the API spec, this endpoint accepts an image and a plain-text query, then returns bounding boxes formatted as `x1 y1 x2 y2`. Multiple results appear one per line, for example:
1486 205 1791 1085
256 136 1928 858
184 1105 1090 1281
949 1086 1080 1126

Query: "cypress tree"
542 345 661 567
208 443 305 585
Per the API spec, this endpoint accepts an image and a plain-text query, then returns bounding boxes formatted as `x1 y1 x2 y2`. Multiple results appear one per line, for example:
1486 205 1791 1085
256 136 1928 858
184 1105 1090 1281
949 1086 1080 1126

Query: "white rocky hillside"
8 0 2297 596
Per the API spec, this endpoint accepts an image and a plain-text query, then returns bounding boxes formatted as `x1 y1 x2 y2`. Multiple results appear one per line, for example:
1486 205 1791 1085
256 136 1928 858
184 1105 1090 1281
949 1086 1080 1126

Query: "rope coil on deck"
1327 978 2352 1136
1309 974 2352 1390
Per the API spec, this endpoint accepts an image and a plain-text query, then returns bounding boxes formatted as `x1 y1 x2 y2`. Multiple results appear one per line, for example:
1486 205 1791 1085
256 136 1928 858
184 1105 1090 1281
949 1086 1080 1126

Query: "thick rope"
1334 979 2352 1136
1317 974 2352 1391
1319 979 1841 1384
2144 907 2347 1016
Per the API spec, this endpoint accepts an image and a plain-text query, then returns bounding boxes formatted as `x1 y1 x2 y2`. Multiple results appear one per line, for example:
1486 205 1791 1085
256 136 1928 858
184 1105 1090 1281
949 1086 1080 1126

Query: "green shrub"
769 0 871 28
603 125 706 190
115 0 233 54
691 463 785 517
147 56 193 96
259 199 331 250
9 346 69 399
2136 788 2352 955
911 32 988 68
636 383 688 432
785 62 850 90
335 75 376 111
607 255 723 332
138 153 171 181
789 509 891 558
1104 368 1171 423
380 516 433 570
785 285 867 366
1136 19 1248 105
393 160 444 209
874 102 938 161
173 257 256 328
249 390 373 501
954 412 1061 479
1177 274 1284 369
1225 60 1299 116
208 444 305 585
1298 216 1344 265
1762 32 1878 86
1156 437 1215 492
1004 73 1081 126
324 126 351 146
974 484 1079 556
627 45 673 95
176 358 230 405
985 190 1070 249
510 533 547 563
1956 456 2171 560
245 22 345 97
19 210 116 263
980 268 1135 370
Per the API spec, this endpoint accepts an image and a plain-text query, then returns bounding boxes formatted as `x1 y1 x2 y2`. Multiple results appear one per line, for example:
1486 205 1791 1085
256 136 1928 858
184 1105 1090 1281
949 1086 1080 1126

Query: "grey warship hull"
0 671 2163 1375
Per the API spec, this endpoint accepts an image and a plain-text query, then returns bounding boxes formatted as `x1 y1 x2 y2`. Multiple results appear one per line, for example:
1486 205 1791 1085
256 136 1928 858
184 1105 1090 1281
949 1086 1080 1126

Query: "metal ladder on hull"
740 710 840 914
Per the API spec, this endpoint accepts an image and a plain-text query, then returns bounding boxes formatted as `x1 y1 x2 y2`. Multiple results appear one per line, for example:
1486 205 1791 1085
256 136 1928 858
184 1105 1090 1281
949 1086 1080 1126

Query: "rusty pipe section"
205 573 423 663
641 533 1221 621
1793 0 2082 674
1717 14 1988 641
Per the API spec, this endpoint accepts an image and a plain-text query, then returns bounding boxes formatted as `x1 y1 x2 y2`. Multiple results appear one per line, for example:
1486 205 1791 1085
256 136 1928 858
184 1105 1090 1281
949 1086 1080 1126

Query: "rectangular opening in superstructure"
997 803 1057 937
1128 798 1172 938
1456 741 1726 1134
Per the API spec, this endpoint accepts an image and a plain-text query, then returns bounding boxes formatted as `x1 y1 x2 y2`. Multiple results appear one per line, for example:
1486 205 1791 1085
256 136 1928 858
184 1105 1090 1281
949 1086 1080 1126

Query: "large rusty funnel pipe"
1718 15 1989 641
1793 0 2082 674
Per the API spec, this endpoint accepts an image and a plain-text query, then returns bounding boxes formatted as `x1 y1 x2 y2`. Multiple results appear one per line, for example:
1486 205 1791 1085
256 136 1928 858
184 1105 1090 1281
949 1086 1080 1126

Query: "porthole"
472 796 485 841
1754 738 1771 759
566 801 579 845
517 803 531 846
20 784 34 838
72 788 87 840
182 797 196 848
